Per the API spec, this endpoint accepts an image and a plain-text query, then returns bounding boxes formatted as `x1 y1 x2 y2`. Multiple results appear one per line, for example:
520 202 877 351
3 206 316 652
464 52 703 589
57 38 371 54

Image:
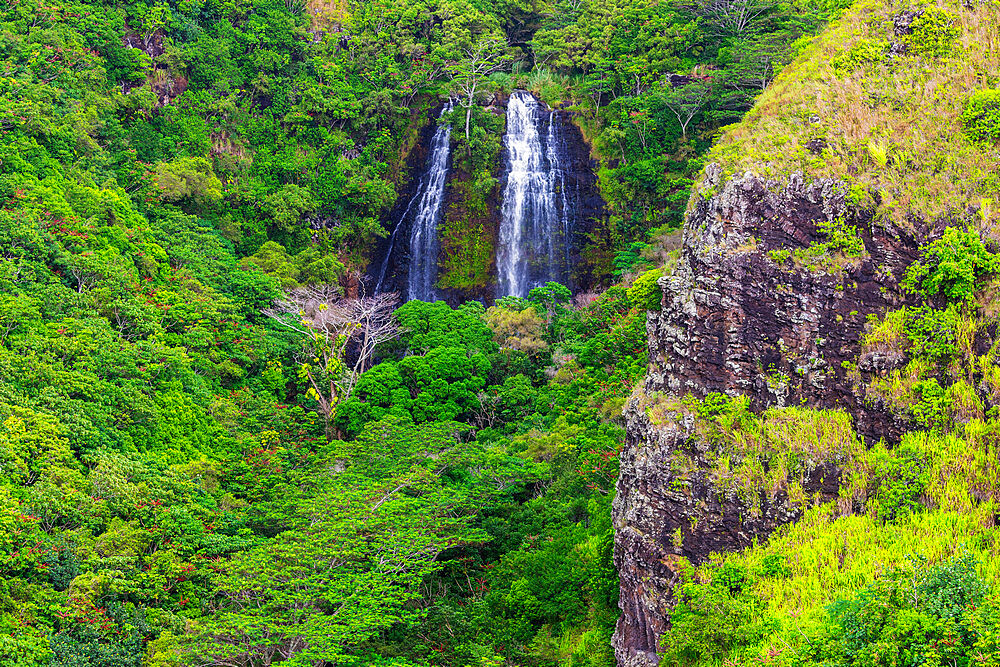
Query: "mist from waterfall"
374 101 453 301
497 90 573 298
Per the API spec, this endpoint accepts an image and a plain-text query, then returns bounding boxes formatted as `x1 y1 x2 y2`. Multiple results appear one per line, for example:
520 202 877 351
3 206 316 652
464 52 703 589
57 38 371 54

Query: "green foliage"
665 502 1000 667
817 216 866 257
243 240 345 289
197 417 500 664
50 598 149 667
869 443 930 522
790 216 867 273
152 157 223 211
661 562 778 666
769 248 791 265
963 88 1000 146
4 0 997 666
831 38 889 75
613 241 653 275
526 0 848 248
910 377 952 428
903 227 998 302
903 7 960 58
329 283 647 665
806 554 989 666
626 267 665 311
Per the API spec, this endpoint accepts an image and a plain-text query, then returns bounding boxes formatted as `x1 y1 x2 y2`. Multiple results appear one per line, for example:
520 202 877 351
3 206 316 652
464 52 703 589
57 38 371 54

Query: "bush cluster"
903 227 998 302
963 89 1000 146
904 7 960 58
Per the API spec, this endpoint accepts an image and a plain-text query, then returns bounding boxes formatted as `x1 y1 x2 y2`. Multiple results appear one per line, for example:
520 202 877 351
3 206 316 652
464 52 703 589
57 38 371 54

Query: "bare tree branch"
265 287 402 439
689 0 777 37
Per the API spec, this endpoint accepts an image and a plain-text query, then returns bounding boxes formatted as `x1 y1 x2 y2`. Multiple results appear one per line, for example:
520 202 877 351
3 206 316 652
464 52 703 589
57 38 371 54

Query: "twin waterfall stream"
375 91 582 301
497 91 573 298
374 101 454 302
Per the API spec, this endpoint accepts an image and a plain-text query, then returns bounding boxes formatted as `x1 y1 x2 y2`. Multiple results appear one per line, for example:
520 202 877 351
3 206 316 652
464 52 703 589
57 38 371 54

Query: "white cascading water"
546 110 573 281
497 91 571 298
375 101 453 301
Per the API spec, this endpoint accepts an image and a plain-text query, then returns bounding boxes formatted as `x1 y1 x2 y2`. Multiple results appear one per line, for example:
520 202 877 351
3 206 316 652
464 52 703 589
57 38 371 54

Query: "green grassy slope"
704 0 1000 226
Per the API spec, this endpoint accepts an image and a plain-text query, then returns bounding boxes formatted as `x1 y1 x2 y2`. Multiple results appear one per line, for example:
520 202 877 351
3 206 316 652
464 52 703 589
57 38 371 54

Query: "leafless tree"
266 286 402 439
691 0 776 37
472 390 503 430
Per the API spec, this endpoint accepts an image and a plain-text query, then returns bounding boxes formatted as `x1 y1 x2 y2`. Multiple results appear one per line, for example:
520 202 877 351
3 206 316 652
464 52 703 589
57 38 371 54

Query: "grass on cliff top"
703 0 1000 227
637 391 868 517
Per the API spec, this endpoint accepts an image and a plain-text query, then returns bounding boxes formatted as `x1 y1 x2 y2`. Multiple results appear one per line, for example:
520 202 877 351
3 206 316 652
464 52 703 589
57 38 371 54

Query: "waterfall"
497 91 573 298
546 110 573 281
375 101 453 301
373 176 421 294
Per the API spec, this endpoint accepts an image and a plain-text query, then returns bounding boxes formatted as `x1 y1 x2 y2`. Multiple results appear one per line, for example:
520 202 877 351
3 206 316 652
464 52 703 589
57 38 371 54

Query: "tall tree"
448 35 510 146
689 0 777 37
265 287 401 439
659 75 713 140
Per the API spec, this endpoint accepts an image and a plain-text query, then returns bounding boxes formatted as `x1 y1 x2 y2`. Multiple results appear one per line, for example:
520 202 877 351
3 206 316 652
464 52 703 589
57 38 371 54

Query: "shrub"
915 553 988 622
904 7 960 58
152 157 222 209
870 444 929 522
758 553 791 579
817 216 866 257
911 378 951 428
903 227 998 302
808 555 990 666
962 89 1000 146
768 248 791 265
627 268 664 311
831 38 889 76
901 305 960 360
660 561 776 666
613 241 653 275
867 137 890 168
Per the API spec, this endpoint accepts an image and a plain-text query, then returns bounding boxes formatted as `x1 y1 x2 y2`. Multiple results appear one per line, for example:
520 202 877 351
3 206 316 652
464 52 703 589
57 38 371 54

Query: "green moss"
437 107 503 292
437 221 495 290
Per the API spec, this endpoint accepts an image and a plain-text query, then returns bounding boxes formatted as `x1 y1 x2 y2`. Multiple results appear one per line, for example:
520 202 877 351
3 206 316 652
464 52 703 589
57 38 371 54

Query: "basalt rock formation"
611 0 1000 656
649 167 930 438
611 167 931 667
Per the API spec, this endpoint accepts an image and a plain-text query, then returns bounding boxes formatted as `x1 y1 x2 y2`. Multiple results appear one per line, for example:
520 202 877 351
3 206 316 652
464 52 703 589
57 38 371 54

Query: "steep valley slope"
612 0 1000 663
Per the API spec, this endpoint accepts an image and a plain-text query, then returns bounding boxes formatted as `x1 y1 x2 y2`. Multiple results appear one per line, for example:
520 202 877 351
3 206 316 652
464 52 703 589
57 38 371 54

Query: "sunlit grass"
702 0 1000 228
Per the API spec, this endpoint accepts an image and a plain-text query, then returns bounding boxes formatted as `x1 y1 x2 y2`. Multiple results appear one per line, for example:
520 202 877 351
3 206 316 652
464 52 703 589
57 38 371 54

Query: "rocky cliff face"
612 166 931 667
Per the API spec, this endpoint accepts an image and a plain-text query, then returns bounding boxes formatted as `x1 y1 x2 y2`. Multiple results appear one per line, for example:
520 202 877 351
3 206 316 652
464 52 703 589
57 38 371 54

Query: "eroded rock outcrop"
612 167 928 667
